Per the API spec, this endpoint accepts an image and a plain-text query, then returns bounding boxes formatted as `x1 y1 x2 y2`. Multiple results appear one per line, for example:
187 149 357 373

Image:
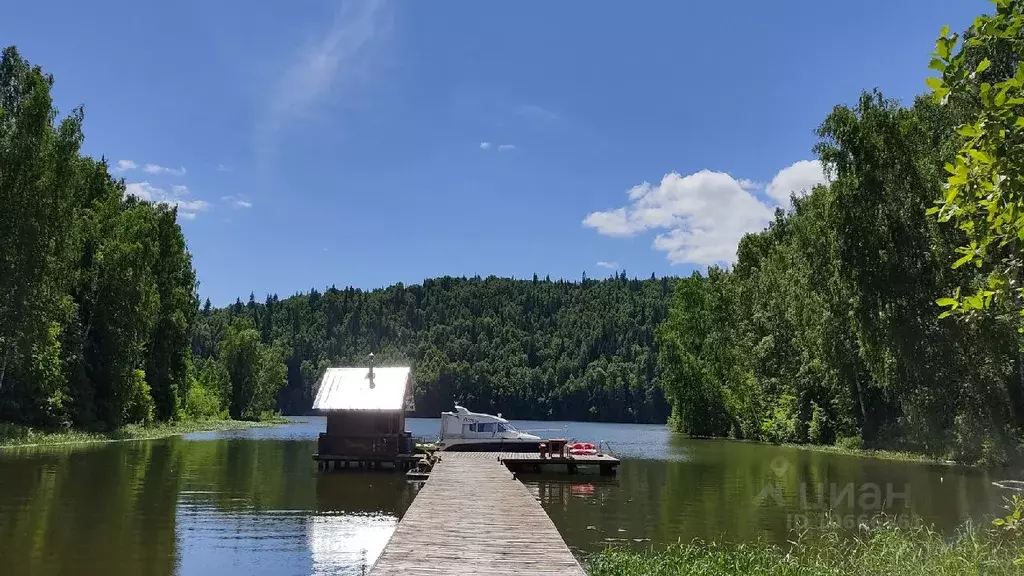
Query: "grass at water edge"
0 417 289 448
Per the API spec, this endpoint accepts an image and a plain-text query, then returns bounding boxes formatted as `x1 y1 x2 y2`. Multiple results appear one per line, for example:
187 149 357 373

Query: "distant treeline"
192 274 675 423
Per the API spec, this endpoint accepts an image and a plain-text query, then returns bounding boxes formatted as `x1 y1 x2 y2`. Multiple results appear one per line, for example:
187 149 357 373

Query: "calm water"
0 417 1010 575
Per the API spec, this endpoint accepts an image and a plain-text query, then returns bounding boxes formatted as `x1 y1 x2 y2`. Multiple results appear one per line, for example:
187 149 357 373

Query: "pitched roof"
311 366 413 411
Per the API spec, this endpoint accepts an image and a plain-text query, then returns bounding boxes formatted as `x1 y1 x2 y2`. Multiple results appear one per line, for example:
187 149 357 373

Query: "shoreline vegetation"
781 441 963 466
0 416 288 449
587 513 1024 576
784 442 953 466
676 432 968 467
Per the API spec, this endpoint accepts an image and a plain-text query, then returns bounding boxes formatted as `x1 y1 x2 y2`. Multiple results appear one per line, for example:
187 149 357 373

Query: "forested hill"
191 274 675 422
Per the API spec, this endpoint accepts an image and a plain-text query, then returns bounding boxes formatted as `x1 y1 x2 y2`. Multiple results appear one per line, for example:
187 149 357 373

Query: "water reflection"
528 438 1003 553
173 441 414 576
0 435 415 576
0 441 180 576
307 514 396 575
0 419 1010 574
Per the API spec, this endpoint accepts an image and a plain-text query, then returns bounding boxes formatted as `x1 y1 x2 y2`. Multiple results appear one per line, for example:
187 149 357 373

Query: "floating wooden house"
311 361 416 470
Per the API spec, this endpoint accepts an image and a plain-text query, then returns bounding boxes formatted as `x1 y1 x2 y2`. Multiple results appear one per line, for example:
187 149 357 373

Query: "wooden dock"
452 450 619 475
370 452 586 575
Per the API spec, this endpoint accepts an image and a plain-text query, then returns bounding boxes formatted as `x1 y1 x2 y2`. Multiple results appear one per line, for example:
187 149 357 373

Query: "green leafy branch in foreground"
588 512 1023 576
928 1 1024 324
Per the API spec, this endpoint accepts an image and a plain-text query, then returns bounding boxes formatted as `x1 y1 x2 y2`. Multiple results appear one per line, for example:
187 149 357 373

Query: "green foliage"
657 85 1024 464
0 418 276 447
123 370 154 426
192 359 230 419
184 377 224 420
220 319 286 420
928 1 1024 323
656 270 736 436
808 402 827 444
761 394 801 445
0 46 198 432
991 493 1024 566
0 45 81 427
835 435 863 451
993 494 1024 532
588 516 1022 576
146 207 197 420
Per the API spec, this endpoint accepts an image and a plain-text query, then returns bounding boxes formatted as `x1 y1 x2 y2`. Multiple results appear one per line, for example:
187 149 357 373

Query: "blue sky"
2 0 988 305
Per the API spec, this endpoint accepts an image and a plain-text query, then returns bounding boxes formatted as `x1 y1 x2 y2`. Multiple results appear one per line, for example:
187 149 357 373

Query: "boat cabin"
312 363 415 463
438 405 541 451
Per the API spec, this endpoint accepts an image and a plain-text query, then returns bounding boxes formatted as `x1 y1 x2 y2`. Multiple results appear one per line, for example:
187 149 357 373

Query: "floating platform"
314 450 620 477
370 452 586 575
312 453 422 472
449 450 620 476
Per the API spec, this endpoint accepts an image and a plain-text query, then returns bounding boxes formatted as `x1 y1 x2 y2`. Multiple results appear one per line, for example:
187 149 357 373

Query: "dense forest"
0 47 198 430
191 274 673 422
657 5 1024 466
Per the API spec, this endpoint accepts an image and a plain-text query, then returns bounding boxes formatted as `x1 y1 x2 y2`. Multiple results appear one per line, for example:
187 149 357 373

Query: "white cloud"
258 0 388 159
479 142 492 150
113 159 137 173
222 195 253 209
582 160 828 266
142 164 186 176
737 178 761 191
765 160 825 207
498 144 515 151
596 261 619 269
515 104 559 122
216 164 231 172
175 199 209 211
124 181 210 220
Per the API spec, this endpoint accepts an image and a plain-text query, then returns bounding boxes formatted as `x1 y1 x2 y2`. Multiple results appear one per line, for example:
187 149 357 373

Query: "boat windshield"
471 422 513 433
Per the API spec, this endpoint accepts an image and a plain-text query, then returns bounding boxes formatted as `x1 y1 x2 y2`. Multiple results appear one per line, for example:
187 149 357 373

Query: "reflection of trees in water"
0 440 183 576
526 443 1002 553
178 439 412 515
0 438 417 576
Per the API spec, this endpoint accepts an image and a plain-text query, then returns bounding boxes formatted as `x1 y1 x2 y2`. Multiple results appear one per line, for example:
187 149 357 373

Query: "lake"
0 417 1010 575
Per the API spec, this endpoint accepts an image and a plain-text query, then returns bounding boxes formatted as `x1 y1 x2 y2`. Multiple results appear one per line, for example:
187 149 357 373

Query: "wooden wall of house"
326 410 405 436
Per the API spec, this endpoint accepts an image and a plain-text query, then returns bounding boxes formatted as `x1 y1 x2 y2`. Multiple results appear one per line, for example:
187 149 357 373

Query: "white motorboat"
437 405 542 452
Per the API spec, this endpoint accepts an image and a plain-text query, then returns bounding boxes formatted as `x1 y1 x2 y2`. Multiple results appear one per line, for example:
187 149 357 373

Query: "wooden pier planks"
370 453 586 575
441 451 619 464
